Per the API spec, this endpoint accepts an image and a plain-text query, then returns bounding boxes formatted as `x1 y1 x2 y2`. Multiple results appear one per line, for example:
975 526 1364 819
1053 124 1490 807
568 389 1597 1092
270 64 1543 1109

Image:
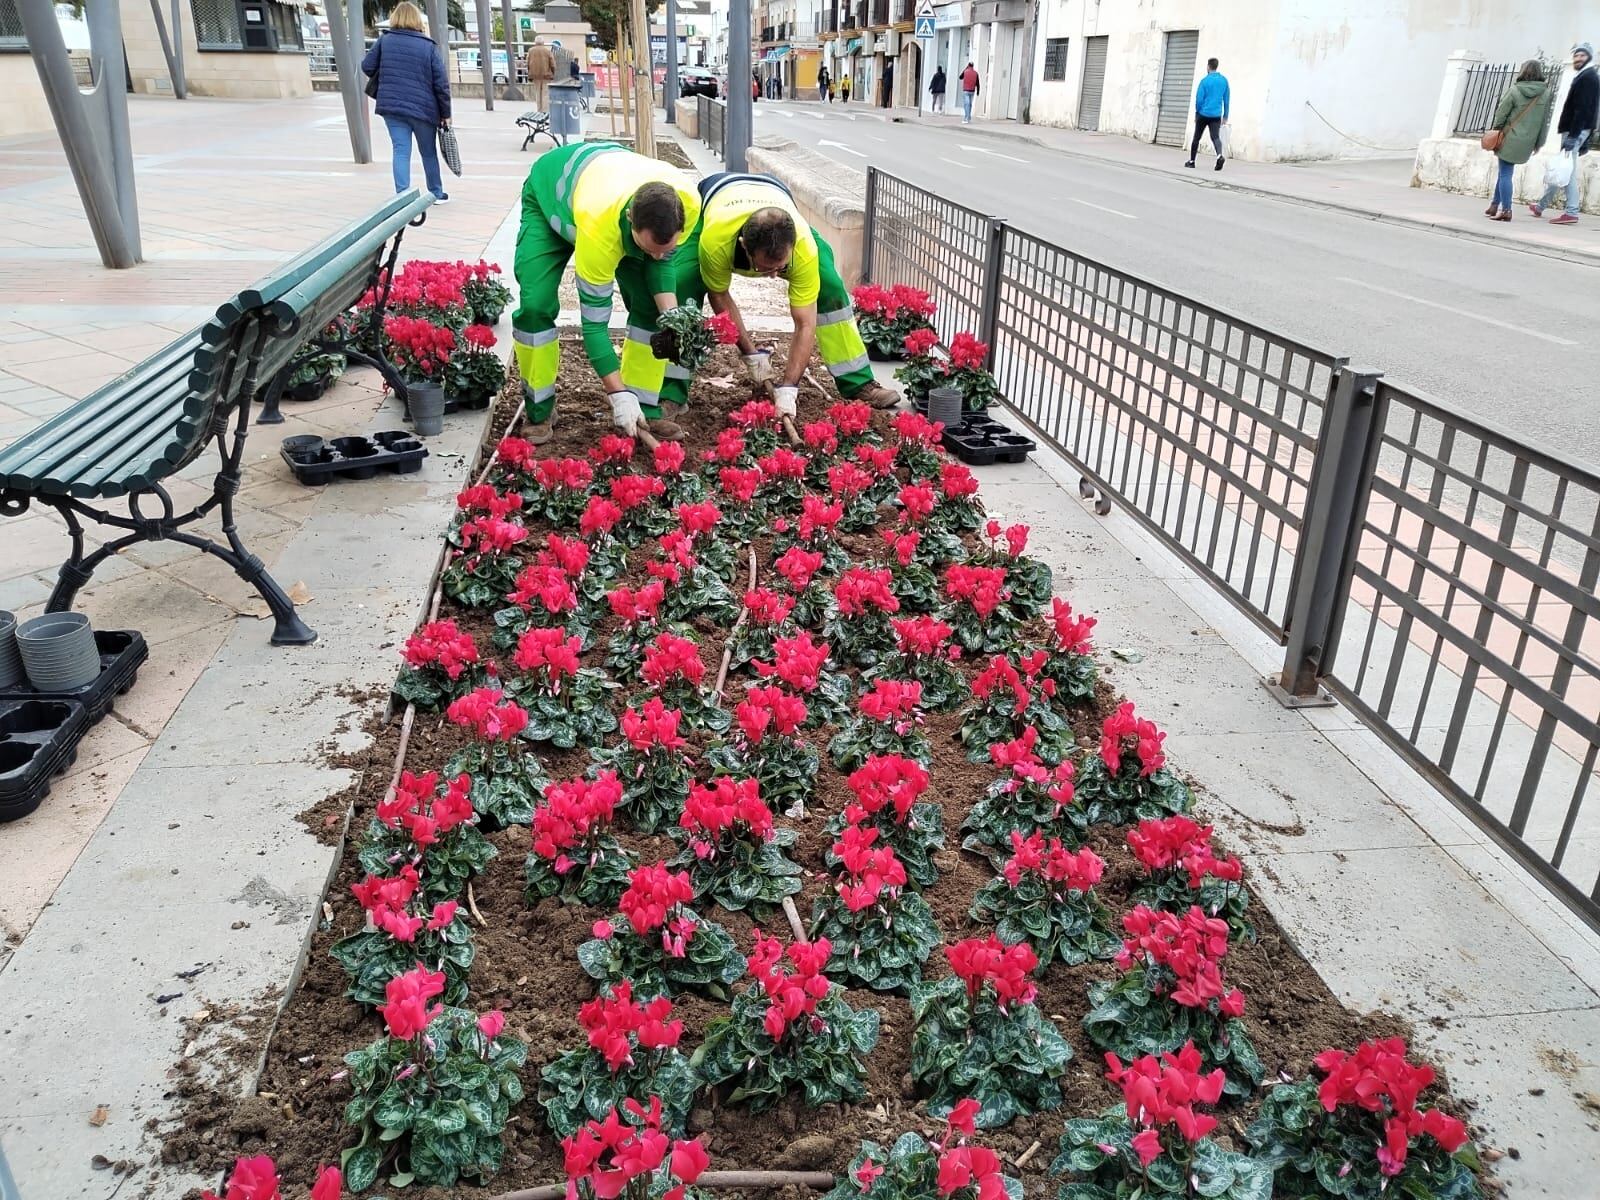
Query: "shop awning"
844 37 861 54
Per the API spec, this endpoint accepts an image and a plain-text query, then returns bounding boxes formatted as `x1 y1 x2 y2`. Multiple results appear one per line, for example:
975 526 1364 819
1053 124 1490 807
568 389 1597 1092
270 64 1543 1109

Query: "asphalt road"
752 103 1600 472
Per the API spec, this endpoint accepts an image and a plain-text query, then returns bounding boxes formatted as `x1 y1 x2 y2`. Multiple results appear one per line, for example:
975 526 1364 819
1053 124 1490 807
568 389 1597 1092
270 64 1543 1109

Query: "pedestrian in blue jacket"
1186 58 1229 171
362 2 452 202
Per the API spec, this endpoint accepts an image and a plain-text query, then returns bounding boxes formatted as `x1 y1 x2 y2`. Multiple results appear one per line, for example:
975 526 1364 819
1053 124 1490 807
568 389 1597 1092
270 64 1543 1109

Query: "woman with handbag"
361 1 452 203
1483 61 1552 221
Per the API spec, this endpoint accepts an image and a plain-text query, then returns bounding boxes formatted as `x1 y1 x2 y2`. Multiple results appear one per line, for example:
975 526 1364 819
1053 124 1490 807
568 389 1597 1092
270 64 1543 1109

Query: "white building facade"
1023 0 1590 161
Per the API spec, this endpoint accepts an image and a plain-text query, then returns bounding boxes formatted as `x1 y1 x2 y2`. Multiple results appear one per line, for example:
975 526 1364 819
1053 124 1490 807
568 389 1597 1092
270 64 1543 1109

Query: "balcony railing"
822 9 838 32
894 0 914 21
870 0 888 27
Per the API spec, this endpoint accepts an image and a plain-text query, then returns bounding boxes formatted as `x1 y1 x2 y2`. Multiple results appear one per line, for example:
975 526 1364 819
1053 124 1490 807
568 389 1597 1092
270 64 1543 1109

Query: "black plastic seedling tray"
0 698 92 822
928 410 1037 466
0 629 148 724
281 431 428 485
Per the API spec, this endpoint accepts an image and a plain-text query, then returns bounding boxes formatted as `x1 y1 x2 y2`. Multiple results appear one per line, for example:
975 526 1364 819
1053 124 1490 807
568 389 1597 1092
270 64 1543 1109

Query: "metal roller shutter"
1078 35 1107 131
1155 29 1198 146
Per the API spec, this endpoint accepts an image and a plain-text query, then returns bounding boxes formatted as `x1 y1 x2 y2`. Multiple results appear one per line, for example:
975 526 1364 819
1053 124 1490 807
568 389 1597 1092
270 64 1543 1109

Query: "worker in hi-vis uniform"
663 172 900 417
510 141 702 442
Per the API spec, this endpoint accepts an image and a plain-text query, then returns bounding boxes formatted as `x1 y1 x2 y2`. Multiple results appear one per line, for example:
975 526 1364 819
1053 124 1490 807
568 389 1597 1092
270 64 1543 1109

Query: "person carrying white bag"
1530 42 1599 226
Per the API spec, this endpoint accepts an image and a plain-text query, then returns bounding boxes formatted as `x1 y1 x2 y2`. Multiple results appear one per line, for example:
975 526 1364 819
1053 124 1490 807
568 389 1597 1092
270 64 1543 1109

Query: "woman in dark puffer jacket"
361 2 452 202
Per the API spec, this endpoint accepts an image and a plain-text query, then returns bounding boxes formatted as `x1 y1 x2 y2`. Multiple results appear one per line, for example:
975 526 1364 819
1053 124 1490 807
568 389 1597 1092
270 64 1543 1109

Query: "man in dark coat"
1532 41 1598 225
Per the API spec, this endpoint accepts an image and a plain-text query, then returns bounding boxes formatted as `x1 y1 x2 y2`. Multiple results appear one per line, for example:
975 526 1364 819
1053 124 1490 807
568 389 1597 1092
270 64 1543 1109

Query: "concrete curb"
884 114 1600 268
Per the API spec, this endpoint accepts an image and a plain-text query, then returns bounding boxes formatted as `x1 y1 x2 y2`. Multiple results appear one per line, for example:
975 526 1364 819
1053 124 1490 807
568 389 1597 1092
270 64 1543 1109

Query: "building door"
1155 29 1199 146
991 21 1022 120
1078 34 1107 130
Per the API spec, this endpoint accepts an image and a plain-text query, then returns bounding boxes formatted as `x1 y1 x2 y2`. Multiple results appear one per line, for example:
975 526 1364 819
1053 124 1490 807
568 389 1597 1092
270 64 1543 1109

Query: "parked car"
456 48 525 85
679 67 720 98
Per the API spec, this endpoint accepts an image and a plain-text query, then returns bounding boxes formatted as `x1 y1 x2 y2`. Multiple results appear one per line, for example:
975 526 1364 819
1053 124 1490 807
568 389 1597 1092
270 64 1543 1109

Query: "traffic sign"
915 0 934 13
914 14 934 37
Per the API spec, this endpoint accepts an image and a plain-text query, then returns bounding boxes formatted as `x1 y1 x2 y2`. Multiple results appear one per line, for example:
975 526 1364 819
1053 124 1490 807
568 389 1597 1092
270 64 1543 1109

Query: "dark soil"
172 335 1455 1199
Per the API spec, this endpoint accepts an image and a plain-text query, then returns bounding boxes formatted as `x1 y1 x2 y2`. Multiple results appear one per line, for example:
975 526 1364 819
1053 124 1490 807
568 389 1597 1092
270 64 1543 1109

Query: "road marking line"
959 143 1030 163
1335 276 1579 346
818 138 867 158
938 156 974 169
1070 198 1137 219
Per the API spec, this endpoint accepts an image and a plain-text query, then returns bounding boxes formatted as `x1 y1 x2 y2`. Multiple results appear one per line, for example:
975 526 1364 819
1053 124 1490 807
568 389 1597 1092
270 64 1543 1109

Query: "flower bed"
171 338 1482 1200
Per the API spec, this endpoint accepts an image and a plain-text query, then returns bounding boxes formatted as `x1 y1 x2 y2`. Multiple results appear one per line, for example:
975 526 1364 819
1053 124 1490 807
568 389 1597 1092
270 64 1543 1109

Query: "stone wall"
121 0 312 99
0 56 52 140
1414 135 1598 214
747 135 866 286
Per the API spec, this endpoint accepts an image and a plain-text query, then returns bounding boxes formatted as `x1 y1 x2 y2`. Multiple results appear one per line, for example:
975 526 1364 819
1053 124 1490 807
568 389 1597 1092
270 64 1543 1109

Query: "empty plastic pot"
16 612 101 691
0 611 21 689
928 385 964 433
409 381 446 437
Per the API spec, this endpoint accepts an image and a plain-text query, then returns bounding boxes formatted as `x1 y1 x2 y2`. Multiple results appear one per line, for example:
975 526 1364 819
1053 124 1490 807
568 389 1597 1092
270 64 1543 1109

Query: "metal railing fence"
863 166 1600 930
988 225 1339 640
1453 61 1516 136
699 94 726 157
1323 381 1600 924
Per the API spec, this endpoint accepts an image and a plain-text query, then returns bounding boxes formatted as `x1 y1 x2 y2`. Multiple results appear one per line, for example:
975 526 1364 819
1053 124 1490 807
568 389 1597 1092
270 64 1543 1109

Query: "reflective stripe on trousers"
620 325 667 414
513 328 561 422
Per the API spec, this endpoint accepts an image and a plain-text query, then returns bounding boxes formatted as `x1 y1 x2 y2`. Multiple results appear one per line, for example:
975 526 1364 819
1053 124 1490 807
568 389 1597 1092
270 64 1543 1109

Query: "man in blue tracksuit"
1186 58 1230 171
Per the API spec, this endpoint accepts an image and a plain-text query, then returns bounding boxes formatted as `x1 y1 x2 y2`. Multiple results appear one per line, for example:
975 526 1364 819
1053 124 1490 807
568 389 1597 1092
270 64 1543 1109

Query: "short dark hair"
742 206 796 264
1207 57 1219 70
630 182 685 242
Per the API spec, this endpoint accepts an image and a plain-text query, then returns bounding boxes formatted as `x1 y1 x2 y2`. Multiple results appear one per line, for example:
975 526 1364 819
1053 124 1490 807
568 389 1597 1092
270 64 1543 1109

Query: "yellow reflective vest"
696 177 821 308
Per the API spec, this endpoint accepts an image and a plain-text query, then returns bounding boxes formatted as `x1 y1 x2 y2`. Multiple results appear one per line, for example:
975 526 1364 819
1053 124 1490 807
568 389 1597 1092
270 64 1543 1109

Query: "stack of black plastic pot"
919 386 1037 466
0 610 148 822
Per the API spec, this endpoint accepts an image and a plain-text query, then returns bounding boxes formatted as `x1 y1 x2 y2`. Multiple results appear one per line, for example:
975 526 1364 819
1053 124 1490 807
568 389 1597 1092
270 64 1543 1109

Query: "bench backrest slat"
0 192 432 501
0 332 211 491
264 192 434 330
219 190 425 321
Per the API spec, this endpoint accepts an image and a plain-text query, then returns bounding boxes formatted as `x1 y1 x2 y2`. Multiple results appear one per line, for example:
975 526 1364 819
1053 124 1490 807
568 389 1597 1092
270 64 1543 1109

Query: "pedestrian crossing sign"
914 14 934 37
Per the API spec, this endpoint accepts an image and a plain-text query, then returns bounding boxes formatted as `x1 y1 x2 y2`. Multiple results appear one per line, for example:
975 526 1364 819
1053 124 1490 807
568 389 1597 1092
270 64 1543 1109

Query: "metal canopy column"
148 0 186 98
475 0 495 108
501 0 524 100
327 0 372 163
21 0 141 268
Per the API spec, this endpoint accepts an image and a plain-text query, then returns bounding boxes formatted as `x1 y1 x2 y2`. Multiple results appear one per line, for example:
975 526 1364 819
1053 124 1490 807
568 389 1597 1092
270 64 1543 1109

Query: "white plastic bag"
1545 152 1574 190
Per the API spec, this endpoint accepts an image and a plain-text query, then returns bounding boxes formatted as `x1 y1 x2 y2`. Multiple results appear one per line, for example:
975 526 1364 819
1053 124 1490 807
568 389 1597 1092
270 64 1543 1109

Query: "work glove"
608 390 645 435
773 385 799 417
743 351 773 384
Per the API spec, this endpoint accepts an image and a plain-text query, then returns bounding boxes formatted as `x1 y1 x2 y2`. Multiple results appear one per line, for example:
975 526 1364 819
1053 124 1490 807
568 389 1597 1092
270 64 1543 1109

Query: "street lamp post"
727 0 752 169
664 0 679 125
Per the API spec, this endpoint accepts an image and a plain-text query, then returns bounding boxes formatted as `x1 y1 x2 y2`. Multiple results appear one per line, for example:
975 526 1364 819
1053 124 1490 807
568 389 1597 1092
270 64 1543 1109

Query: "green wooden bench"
0 190 435 647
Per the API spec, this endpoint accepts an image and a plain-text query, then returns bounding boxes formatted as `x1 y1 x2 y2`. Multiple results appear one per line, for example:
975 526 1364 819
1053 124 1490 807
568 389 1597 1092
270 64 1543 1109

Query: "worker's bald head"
741 206 796 276
629 182 686 259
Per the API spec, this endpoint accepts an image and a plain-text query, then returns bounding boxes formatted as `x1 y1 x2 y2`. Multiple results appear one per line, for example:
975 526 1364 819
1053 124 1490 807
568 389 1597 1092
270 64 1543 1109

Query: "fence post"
862 167 879 284
1429 49 1484 139
977 217 1006 370
1268 366 1384 707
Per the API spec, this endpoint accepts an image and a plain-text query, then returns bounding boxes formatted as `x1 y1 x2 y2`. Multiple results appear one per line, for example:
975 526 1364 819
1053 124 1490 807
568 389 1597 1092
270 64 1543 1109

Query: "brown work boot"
854 382 902 410
646 417 687 441
527 420 554 445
